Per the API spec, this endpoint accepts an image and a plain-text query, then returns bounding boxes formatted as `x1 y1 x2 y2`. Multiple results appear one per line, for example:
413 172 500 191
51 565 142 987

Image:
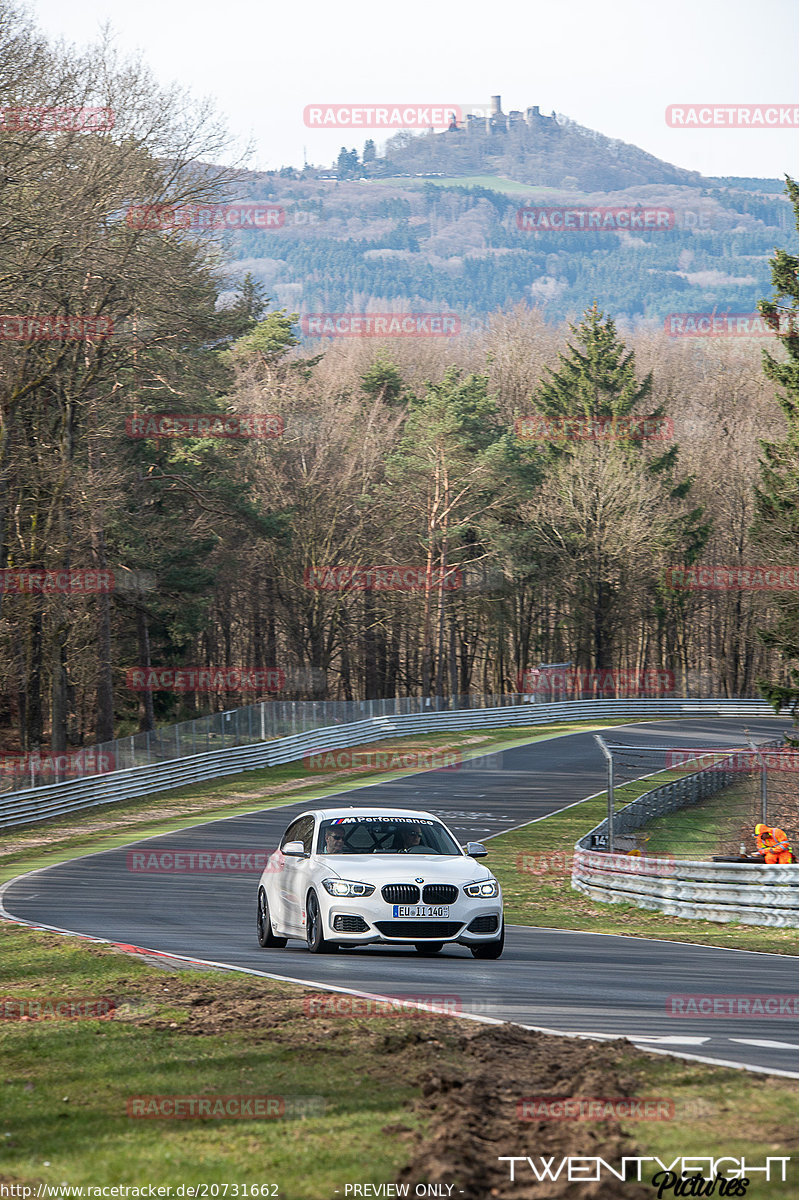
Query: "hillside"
219 108 796 326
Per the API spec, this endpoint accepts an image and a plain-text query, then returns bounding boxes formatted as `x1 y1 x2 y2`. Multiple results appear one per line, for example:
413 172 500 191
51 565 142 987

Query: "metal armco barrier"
572 739 799 928
0 697 781 830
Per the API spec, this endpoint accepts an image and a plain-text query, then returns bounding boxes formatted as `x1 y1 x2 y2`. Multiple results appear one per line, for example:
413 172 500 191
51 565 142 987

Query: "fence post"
595 734 614 853
747 737 768 825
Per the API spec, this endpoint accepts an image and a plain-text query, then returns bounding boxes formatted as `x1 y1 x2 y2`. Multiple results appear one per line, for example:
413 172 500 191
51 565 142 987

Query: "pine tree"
526 303 707 672
752 175 799 717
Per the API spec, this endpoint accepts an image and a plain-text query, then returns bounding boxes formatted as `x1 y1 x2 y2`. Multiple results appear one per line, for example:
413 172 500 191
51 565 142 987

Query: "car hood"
317 854 494 884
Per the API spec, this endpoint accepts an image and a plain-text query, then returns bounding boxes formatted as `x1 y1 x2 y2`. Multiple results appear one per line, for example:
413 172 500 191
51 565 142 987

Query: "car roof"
299 806 441 822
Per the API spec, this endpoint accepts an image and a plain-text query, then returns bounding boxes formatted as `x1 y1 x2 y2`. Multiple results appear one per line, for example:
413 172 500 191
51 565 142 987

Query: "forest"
2 0 799 761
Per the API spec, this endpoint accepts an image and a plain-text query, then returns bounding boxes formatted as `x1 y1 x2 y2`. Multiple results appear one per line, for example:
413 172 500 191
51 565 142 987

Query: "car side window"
295 816 315 854
281 818 305 850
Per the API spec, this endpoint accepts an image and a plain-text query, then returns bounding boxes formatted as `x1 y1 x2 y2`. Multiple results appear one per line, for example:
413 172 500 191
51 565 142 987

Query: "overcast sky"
27 0 799 180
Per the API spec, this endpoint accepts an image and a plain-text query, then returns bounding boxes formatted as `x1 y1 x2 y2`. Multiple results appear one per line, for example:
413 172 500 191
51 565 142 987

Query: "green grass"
3 717 799 1194
2 922 799 1198
642 778 756 860
488 774 799 954
370 174 571 196
0 924 440 1197
0 720 628 889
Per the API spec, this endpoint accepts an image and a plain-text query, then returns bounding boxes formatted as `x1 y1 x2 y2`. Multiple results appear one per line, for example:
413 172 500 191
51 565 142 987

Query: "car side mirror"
282 840 308 857
465 841 487 858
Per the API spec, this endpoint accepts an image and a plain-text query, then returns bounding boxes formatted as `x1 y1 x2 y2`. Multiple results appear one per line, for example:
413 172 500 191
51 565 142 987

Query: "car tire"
470 922 504 959
414 942 444 955
257 888 287 948
306 890 338 954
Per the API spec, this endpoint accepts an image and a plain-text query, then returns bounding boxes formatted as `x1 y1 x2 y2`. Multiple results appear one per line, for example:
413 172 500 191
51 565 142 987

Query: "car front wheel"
257 888 287 948
306 890 338 954
470 922 504 960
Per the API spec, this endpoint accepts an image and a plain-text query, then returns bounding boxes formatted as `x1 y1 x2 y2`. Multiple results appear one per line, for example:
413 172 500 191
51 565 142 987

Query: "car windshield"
317 816 461 856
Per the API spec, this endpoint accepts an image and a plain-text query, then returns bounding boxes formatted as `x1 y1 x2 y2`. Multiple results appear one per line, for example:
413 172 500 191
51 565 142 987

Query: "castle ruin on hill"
447 95 557 135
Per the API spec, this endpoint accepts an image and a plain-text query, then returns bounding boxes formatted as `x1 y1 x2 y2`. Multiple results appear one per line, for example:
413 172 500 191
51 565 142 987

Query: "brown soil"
111 969 652 1200
396 1024 651 1200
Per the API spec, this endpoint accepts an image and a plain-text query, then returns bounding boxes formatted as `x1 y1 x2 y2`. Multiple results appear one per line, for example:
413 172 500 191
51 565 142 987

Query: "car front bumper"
322 897 503 945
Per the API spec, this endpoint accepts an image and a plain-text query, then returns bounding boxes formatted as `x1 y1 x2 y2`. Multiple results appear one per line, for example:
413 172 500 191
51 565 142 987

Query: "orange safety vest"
756 825 793 864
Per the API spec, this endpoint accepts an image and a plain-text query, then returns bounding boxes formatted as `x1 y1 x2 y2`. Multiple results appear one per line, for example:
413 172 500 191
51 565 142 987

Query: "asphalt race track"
4 717 799 1078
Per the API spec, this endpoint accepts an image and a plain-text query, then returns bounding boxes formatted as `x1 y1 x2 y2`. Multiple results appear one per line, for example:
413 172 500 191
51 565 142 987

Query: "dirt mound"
397 1025 651 1200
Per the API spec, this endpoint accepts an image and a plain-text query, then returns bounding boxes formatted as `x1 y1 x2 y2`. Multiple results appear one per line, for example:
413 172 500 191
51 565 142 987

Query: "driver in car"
324 828 348 853
395 825 423 852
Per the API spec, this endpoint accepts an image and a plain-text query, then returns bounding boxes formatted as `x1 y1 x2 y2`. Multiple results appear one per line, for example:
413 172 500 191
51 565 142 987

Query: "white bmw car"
256 806 504 958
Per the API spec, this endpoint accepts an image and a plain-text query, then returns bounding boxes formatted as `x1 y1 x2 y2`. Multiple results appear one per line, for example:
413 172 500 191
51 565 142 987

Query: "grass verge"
0 720 626 889
488 773 799 954
1 923 798 1199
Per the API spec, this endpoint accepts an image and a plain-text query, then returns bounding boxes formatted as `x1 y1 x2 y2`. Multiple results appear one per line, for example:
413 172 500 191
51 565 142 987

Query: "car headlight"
464 879 499 898
322 879 375 897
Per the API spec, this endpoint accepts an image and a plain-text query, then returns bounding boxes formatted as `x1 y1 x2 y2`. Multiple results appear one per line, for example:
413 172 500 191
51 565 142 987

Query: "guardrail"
0 697 782 830
571 740 799 928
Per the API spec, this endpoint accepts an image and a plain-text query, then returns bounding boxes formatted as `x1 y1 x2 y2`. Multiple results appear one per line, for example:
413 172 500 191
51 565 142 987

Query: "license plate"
393 905 449 918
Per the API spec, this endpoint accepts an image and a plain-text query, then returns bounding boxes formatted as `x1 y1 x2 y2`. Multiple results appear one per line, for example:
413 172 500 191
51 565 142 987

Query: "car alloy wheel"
306 889 337 954
257 887 287 948
470 922 504 959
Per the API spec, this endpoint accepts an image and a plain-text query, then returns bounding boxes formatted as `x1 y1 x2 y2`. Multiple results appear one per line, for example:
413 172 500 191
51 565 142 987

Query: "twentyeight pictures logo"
301 314 460 338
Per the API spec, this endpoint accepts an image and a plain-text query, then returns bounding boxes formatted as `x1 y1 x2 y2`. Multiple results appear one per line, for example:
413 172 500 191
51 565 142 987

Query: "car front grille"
422 884 458 904
467 915 499 933
333 914 370 933
381 884 421 904
374 921 463 940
